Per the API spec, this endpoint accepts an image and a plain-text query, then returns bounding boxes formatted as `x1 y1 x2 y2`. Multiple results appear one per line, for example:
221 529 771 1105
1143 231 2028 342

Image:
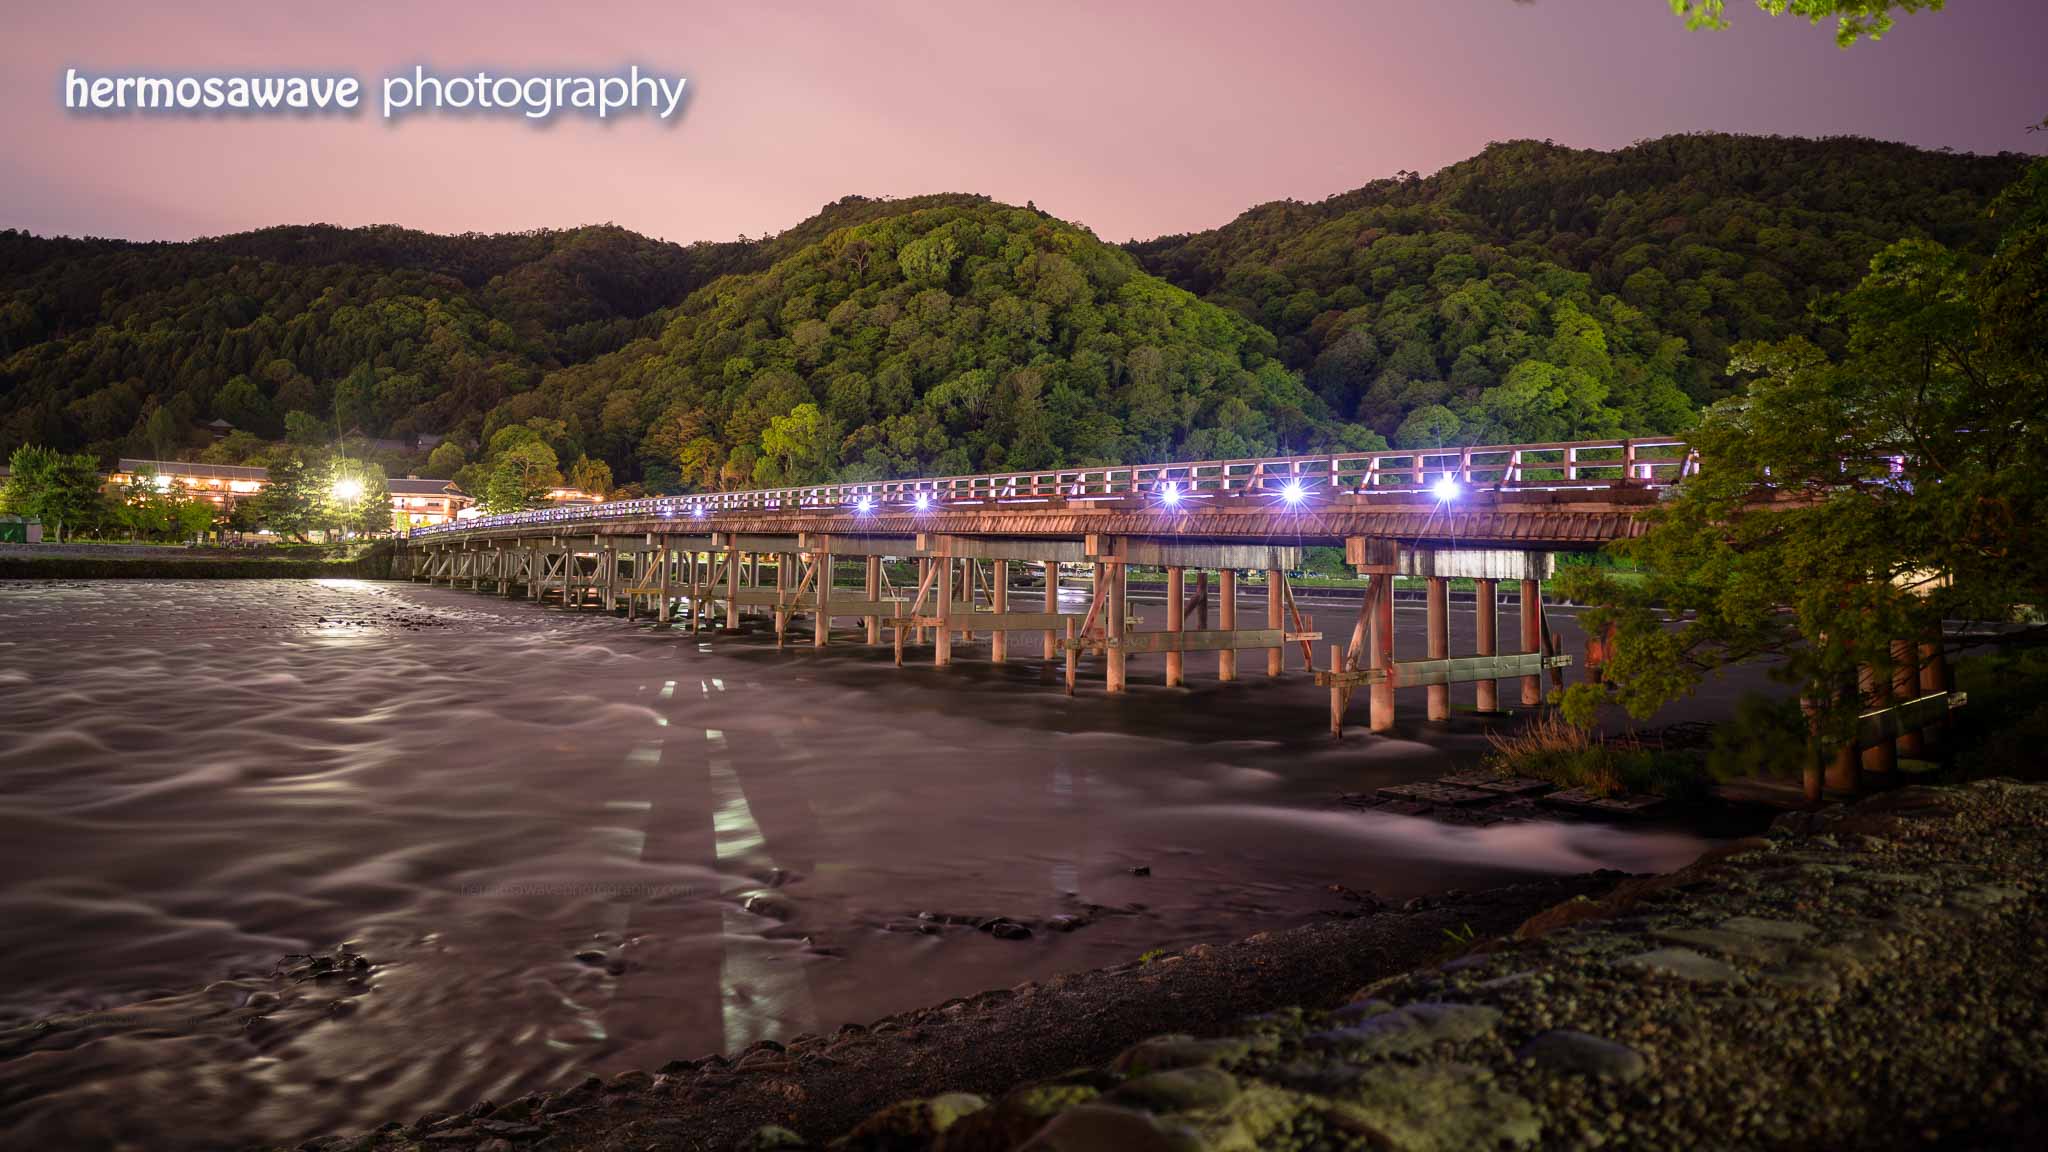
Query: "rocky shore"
294 780 2048 1152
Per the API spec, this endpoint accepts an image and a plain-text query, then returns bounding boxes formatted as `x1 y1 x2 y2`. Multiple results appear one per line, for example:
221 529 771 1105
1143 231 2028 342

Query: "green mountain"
1130 134 2027 445
0 135 2030 493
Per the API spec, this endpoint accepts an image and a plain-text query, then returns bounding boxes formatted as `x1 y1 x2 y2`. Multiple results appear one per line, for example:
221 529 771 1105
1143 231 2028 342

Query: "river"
0 578 1718 1149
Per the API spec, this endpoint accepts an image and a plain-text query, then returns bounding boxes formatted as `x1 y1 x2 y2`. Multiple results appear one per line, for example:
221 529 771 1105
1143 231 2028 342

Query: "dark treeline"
0 135 2030 495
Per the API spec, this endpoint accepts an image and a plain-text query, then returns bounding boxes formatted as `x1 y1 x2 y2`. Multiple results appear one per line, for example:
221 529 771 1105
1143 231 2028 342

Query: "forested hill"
0 136 2030 495
1128 134 2028 444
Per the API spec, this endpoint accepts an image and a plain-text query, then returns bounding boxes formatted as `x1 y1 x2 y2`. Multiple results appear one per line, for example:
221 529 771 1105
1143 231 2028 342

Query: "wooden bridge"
402 438 1694 734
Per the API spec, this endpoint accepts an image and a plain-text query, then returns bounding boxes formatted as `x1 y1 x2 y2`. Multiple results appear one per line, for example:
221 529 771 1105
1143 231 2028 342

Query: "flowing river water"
0 578 1722 1149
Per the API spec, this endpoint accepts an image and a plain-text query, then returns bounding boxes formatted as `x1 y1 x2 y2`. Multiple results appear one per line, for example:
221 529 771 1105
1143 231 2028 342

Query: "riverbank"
0 541 394 579
273 875 1616 1152
297 780 2045 1152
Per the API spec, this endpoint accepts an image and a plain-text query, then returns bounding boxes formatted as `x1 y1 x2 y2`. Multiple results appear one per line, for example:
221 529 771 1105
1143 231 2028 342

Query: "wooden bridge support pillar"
1891 640 1923 757
1474 578 1499 711
658 541 673 624
498 547 512 597
1860 661 1896 778
1106 560 1127 693
1519 578 1542 706
1042 560 1060 661
1217 569 1237 682
1165 566 1185 687
1917 633 1949 748
813 545 832 648
990 560 1009 663
1369 572 1395 733
529 548 542 602
864 556 882 645
934 556 954 667
1266 568 1284 677
725 548 740 630
1426 576 1450 721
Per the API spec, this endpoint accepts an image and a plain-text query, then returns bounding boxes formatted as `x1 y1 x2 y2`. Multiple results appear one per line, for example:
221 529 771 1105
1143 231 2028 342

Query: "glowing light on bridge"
691 506 706 519
1432 475 1462 502
1159 482 1182 508
914 493 931 511
1281 481 1306 506
855 496 874 514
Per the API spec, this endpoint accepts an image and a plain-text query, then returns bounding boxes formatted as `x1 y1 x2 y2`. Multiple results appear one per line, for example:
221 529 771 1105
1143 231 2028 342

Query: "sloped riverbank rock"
810 781 2048 1150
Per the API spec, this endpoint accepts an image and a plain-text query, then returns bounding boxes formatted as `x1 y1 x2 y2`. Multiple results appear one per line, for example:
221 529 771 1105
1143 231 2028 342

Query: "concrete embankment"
0 542 395 580
308 781 2048 1152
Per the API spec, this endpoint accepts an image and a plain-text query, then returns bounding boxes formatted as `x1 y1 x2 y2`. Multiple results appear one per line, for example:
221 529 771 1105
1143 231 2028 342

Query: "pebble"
1517 1029 1648 1082
1619 946 1744 984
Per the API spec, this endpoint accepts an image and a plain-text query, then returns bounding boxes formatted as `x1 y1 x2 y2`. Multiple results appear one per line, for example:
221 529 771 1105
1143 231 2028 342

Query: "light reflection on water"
0 579 1710 1149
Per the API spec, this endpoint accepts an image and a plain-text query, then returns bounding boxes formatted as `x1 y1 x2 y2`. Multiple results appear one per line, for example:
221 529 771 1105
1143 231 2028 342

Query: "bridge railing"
409 437 1696 539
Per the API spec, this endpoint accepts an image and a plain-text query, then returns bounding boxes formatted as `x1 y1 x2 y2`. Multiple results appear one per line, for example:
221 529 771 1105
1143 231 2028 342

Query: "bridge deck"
399 439 1695 737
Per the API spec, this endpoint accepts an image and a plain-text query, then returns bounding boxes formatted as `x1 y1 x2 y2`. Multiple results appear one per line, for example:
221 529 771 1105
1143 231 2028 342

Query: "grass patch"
1485 712 1714 800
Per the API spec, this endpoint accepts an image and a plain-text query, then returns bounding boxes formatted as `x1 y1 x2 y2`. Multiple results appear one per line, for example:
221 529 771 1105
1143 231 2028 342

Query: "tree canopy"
1560 157 2046 743
2 136 2027 495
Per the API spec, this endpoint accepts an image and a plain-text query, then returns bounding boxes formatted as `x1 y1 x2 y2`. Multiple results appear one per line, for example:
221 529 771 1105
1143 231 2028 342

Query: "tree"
567 454 614 498
284 410 329 447
481 440 563 512
1667 1 1947 46
174 498 219 542
425 440 467 477
757 403 836 485
44 453 106 541
325 458 393 538
255 453 323 540
1561 160 2047 753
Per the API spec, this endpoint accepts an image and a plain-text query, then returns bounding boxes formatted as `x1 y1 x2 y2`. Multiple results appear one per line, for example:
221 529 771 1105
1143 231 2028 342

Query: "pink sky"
5 0 2044 245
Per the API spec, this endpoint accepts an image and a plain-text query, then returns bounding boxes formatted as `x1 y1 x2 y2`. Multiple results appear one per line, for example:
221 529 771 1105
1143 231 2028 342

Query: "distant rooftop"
115 458 268 481
389 477 466 497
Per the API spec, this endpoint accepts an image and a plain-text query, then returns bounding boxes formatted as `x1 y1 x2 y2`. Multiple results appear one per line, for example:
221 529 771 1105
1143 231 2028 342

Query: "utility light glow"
1432 475 1462 502
1281 481 1306 506
1160 482 1182 508
855 496 874 513
691 506 706 518
914 492 931 510
331 477 365 502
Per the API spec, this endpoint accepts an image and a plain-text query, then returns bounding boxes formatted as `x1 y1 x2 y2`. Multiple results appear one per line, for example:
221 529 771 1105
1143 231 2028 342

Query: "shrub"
1486 712 1713 800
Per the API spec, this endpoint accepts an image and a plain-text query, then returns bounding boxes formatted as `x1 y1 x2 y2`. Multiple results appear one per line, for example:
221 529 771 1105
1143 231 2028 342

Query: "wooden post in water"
1519 578 1542 706
990 560 1009 663
915 558 930 646
1218 569 1237 682
725 547 741 630
1426 576 1450 721
1266 568 1284 677
1475 578 1498 712
1892 639 1923 758
934 556 954 667
864 556 882 645
604 544 619 613
1064 617 1078 694
814 543 832 648
1329 643 1345 736
1860 660 1895 779
1165 566 1185 687
1106 560 1127 693
1042 560 1060 660
1369 572 1395 733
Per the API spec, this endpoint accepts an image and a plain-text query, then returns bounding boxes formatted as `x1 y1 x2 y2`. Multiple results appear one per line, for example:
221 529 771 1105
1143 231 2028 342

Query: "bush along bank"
798 780 2047 1151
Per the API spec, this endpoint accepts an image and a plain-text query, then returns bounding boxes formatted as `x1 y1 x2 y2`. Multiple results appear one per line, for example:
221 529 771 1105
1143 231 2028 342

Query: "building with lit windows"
110 459 267 509
388 477 474 532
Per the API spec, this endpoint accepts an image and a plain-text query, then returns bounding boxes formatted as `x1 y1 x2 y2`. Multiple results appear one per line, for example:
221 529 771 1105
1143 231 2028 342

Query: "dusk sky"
6 0 2045 245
